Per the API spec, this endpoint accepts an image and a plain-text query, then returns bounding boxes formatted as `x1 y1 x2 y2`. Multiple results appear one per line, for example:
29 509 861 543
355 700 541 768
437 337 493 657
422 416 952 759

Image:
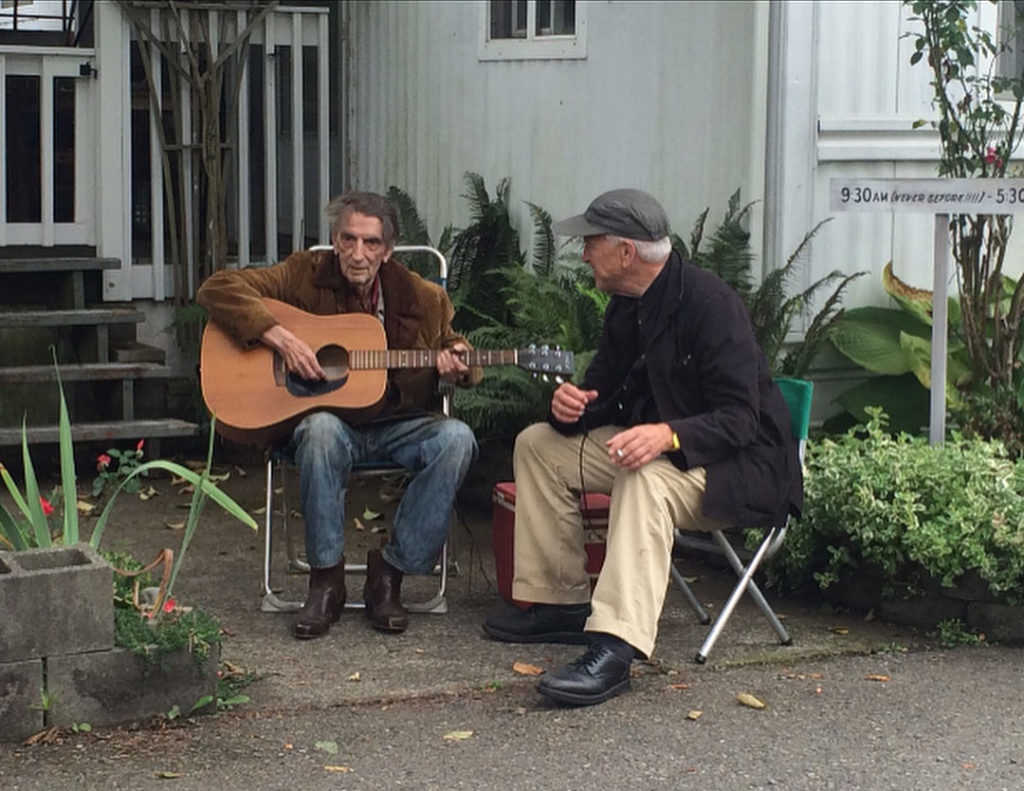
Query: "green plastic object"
774 377 814 440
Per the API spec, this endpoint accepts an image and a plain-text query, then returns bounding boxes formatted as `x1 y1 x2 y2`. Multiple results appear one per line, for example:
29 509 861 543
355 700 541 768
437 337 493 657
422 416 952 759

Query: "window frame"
478 0 587 62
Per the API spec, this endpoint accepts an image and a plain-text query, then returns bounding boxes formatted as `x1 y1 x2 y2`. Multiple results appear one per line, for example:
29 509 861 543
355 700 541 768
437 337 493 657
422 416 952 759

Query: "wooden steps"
0 362 175 384
0 256 200 447
0 419 199 446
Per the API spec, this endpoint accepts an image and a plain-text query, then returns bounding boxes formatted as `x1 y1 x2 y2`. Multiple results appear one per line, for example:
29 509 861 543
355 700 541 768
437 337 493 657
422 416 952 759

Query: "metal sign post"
830 178 1024 444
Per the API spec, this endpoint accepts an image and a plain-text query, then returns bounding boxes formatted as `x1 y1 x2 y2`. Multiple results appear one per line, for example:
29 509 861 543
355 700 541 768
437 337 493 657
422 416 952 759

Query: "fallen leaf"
829 627 849 635
252 507 266 515
170 475 187 486
371 525 387 534
686 710 702 720
413 648 425 654
324 766 352 773
809 673 823 680
207 472 230 483
138 485 160 500
669 683 690 690
347 671 361 682
234 465 247 477
76 500 95 515
362 507 383 520
315 740 339 755
184 459 206 471
736 692 767 709
961 762 976 770
865 674 891 683
354 518 365 531
512 661 544 676
154 771 183 779
164 520 185 531
443 730 474 741
177 484 195 495
514 707 526 715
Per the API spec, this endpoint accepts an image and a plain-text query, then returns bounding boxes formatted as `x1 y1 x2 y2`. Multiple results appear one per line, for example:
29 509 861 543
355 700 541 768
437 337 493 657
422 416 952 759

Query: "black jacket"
551 250 803 527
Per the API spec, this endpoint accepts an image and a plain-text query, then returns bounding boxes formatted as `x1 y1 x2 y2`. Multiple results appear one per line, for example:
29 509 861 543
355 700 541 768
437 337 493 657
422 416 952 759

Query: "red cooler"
491 481 610 607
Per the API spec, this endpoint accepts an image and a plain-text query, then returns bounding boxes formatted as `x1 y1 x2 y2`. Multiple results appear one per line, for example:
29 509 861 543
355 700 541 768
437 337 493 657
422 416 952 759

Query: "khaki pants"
511 422 727 657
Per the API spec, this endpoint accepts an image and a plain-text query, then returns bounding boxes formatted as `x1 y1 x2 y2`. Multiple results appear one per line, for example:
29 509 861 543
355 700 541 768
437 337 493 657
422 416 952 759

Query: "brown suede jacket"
196 249 480 419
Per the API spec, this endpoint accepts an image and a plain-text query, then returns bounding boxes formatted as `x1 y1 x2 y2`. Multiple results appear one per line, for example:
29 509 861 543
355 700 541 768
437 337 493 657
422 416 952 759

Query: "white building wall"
345 0 769 258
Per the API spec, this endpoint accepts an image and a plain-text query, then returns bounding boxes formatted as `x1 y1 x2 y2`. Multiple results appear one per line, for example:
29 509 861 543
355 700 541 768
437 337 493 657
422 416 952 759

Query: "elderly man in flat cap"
484 188 802 706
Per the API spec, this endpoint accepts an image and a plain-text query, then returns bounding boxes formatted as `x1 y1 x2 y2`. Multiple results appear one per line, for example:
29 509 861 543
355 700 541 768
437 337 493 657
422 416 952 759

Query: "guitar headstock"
517 345 575 379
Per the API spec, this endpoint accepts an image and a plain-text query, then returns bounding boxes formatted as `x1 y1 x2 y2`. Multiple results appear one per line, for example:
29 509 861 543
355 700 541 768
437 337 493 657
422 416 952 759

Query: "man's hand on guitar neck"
437 342 471 384
261 324 326 381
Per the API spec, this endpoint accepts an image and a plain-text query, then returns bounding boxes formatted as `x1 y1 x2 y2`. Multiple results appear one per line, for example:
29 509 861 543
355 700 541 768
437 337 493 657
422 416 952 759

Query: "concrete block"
47 646 218 729
0 545 114 663
0 659 44 742
878 593 966 629
968 601 1024 644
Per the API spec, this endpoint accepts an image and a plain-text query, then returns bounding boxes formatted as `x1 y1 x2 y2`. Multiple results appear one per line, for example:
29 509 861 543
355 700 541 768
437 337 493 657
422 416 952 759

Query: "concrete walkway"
2 464 1017 790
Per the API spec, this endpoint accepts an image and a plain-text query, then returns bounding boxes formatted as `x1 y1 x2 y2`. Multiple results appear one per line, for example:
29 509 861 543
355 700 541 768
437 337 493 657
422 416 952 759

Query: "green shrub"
769 408 1024 603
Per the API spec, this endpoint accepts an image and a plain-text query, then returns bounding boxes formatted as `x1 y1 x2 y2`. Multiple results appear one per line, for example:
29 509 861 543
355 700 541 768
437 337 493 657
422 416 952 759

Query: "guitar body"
200 299 389 445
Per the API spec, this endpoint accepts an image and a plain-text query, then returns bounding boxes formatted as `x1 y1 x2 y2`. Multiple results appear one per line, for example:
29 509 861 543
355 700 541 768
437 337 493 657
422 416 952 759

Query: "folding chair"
670 377 813 664
259 245 453 615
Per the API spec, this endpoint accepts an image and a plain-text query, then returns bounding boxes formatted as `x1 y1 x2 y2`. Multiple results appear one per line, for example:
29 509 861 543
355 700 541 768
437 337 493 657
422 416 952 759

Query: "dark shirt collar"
637 260 670 329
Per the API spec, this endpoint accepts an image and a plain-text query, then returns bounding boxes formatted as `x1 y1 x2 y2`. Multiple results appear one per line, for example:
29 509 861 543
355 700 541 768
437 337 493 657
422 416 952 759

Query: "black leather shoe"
293 561 346 639
364 549 409 633
537 644 632 706
482 603 591 645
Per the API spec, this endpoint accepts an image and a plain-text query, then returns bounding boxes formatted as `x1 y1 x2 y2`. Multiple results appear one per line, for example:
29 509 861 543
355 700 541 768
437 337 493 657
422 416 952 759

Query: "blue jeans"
288 412 477 575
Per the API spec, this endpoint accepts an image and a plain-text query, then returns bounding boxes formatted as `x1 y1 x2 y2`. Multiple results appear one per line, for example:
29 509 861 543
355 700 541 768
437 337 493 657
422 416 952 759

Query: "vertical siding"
346 0 767 252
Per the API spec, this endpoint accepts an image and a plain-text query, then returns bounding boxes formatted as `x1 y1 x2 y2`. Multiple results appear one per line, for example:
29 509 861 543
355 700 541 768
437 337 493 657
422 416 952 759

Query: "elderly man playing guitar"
197 191 480 640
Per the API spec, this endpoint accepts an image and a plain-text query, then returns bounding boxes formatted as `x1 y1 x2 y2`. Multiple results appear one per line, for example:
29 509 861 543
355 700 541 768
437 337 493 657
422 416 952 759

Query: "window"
998 1 1024 80
480 0 587 61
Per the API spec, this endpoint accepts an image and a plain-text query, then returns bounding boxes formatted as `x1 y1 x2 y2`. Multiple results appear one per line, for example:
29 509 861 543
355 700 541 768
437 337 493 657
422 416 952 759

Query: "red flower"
39 497 54 516
96 453 112 470
136 439 145 453
162 597 176 613
985 147 1004 169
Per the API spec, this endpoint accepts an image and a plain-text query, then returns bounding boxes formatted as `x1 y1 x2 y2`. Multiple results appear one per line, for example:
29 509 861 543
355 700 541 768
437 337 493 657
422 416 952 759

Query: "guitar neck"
349 349 518 370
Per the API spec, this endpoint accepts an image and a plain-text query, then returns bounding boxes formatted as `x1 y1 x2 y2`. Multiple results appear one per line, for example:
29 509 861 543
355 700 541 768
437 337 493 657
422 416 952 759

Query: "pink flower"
39 497 54 516
96 453 111 470
985 147 1004 169
136 439 145 453
162 598 176 613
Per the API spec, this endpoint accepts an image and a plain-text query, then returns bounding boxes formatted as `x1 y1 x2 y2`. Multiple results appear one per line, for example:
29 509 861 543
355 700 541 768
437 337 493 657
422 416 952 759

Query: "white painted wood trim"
40 57 55 246
318 10 329 243
0 55 7 247
291 11 303 250
264 12 278 264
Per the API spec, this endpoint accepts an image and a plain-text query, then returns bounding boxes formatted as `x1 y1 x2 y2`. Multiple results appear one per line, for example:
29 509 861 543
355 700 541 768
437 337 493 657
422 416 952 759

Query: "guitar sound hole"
317 344 349 381
281 345 350 398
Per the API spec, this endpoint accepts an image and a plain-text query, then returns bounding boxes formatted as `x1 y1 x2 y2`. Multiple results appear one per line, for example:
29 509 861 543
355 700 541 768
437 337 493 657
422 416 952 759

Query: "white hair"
608 234 672 263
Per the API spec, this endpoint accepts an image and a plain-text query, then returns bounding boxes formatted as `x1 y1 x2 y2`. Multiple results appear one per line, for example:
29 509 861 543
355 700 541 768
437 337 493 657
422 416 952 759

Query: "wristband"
671 432 681 451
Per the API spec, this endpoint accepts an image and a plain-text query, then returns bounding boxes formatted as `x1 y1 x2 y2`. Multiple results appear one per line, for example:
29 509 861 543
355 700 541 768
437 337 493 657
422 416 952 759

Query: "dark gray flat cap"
552 188 670 241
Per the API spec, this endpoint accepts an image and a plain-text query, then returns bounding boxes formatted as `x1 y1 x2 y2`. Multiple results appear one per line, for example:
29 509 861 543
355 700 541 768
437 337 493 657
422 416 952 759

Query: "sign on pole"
830 178 1024 444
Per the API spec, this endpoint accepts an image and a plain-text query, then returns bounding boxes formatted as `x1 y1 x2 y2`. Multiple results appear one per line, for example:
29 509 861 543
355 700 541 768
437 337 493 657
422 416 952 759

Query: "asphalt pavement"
1 464 1019 790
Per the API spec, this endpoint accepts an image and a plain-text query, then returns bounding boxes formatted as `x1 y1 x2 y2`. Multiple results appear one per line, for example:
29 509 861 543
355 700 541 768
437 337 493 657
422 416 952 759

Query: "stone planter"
0 543 219 742
0 544 114 663
822 564 1024 643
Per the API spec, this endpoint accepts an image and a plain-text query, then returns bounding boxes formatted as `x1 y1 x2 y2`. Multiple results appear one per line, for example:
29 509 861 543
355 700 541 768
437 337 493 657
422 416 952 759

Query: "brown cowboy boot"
292 559 346 639
363 548 409 633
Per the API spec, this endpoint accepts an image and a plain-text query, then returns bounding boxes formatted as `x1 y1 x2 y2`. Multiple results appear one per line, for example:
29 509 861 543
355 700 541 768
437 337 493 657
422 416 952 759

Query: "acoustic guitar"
200 298 575 444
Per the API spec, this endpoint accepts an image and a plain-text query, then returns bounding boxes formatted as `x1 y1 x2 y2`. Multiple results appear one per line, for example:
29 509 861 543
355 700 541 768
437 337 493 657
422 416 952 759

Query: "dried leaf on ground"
362 508 383 520
137 486 160 500
234 465 247 477
686 710 702 720
324 766 352 773
154 771 183 779
443 730 474 741
315 740 339 755
669 683 690 690
736 692 767 709
865 674 891 682
164 520 185 531
512 661 544 676
251 507 266 515
177 484 195 495
207 472 230 483
76 500 95 515
371 525 387 534
829 627 849 635
354 518 365 531
347 671 361 682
